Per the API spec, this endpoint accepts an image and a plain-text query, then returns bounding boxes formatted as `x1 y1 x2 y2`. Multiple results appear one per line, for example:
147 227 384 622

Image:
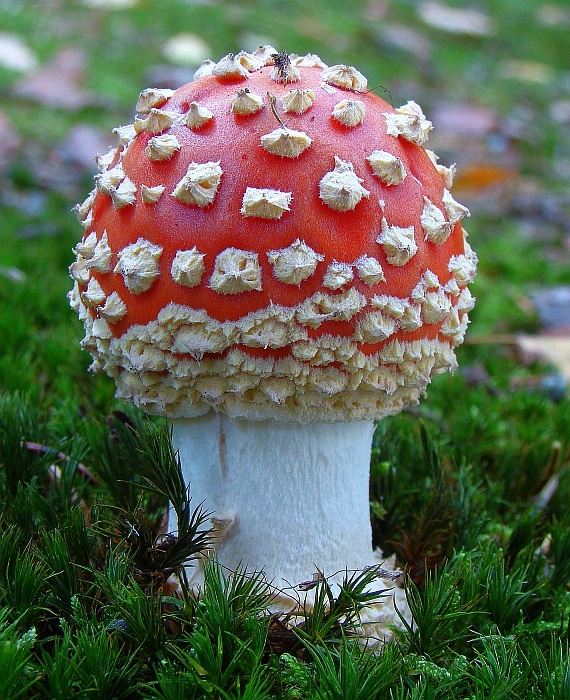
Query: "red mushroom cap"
69 50 477 421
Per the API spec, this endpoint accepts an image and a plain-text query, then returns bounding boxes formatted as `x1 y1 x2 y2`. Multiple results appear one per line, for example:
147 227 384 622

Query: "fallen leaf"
431 101 498 138
61 124 113 172
13 47 105 110
537 4 570 27
0 265 26 283
0 109 20 172
499 60 554 84
80 0 139 7
163 34 212 66
453 163 517 190
550 100 570 125
376 23 432 61
509 372 568 402
530 286 570 331
516 334 570 384
144 65 196 90
0 32 37 72
2 189 48 218
418 1 494 36
364 0 390 21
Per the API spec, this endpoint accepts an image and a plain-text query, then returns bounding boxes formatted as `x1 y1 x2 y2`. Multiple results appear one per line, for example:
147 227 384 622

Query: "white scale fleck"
69 257 89 284
354 255 385 285
230 89 264 116
98 291 127 323
319 156 370 212
321 64 367 92
110 176 137 210
370 294 408 318
114 238 163 294
411 270 440 301
235 50 265 72
185 101 214 129
193 59 216 80
369 295 422 332
457 288 475 313
113 124 137 147
251 45 279 66
448 242 478 286
296 288 366 328
96 149 117 173
291 53 328 68
267 239 323 285
140 184 165 204
136 88 175 114
213 53 250 79
376 218 418 266
384 101 433 145
91 318 112 342
95 163 125 195
169 317 231 357
74 189 96 228
426 150 457 189
81 277 106 307
145 134 181 161
444 278 461 297
442 188 470 223
171 161 223 207
134 108 178 135
319 82 337 95
322 261 354 290
355 311 397 343
292 336 357 366
241 187 292 219
260 128 312 158
259 378 295 404
332 99 366 127
236 307 306 349
281 88 315 114
367 150 407 186
421 197 453 244
440 308 469 345
85 230 112 273
171 248 206 288
308 366 348 396
400 304 423 332
270 61 301 84
209 248 262 294
422 289 452 324
74 230 98 259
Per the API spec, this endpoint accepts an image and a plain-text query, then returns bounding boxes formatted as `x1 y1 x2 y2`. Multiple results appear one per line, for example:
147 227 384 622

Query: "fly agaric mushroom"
70 49 476 641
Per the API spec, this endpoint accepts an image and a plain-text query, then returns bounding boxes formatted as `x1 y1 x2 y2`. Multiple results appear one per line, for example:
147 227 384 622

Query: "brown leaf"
377 23 432 61
13 47 105 110
0 32 37 72
418 1 494 36
61 124 114 172
431 102 499 138
0 109 20 172
530 286 570 331
499 60 554 85
516 334 570 383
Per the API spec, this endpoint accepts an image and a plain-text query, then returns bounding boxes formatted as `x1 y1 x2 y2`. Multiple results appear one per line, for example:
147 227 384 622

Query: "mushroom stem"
170 414 377 590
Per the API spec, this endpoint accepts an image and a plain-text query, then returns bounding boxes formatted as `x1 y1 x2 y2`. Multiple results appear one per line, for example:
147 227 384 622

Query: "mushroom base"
170 412 411 643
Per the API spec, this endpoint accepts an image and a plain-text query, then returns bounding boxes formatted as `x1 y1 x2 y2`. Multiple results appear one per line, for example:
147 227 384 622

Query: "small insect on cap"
70 49 477 422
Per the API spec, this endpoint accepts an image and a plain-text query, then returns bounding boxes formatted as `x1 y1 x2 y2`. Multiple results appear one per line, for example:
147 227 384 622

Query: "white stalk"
171 414 376 590
169 413 411 645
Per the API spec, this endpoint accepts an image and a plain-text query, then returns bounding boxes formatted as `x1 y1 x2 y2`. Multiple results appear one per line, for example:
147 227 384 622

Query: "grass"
1 0 569 696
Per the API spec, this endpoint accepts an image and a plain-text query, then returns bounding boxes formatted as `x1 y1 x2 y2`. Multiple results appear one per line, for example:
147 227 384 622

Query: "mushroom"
70 50 476 642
